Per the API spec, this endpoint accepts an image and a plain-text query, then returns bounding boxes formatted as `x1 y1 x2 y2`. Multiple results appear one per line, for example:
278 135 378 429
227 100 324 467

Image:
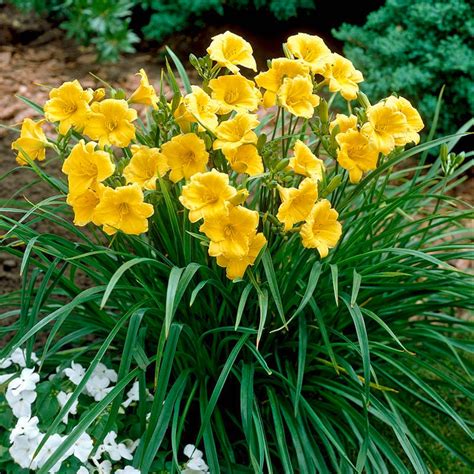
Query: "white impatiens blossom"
1 348 38 369
116 467 141 474
98 431 134 461
31 433 68 473
182 444 209 473
7 368 40 397
10 416 40 442
64 361 86 385
93 362 118 383
0 373 14 384
85 374 113 401
71 432 94 462
90 458 112 473
57 390 79 423
122 381 140 408
77 467 89 474
6 386 37 418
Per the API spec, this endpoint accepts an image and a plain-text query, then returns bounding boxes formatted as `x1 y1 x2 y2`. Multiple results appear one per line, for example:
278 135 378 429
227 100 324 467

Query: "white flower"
91 458 112 473
10 416 40 442
72 432 93 463
6 389 37 418
77 467 90 474
183 444 209 473
100 431 133 461
9 435 39 469
10 348 38 367
7 368 40 397
116 467 141 474
57 390 79 424
31 433 68 473
85 375 113 401
93 363 117 383
122 381 139 408
64 362 86 385
0 356 12 369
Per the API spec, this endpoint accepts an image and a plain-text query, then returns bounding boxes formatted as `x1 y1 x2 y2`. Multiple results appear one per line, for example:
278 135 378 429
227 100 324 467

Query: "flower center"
106 120 118 132
224 224 235 237
63 101 78 115
118 203 130 215
184 150 195 164
224 89 240 104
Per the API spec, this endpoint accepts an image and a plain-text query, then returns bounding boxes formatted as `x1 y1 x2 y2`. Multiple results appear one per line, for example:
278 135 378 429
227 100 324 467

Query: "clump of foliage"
1 31 473 473
333 0 474 136
5 0 315 61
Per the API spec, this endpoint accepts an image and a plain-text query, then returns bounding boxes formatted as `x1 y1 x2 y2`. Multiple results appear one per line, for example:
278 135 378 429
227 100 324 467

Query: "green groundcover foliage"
5 0 315 61
334 0 474 136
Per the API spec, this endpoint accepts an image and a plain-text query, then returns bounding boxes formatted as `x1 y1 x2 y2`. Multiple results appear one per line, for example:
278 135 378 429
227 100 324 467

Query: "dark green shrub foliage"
6 0 315 61
334 0 474 135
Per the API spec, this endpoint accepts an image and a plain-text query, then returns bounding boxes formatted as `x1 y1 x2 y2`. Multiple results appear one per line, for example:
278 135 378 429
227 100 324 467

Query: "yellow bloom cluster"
11 31 423 280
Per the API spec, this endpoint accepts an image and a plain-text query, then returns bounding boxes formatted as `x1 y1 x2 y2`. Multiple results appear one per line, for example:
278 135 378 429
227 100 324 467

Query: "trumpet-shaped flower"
361 101 408 155
66 185 103 226
179 169 237 223
385 95 424 145
277 178 319 231
321 54 364 101
123 144 169 190
209 75 261 114
183 86 220 131
336 129 379 184
161 133 209 183
62 140 115 195
286 33 331 74
329 113 358 133
200 204 259 258
128 69 158 109
300 200 342 258
84 99 137 148
93 184 154 235
173 98 194 133
207 31 257 73
255 58 310 108
11 118 48 166
44 80 92 134
213 113 259 154
223 144 264 176
289 140 325 180
216 232 266 280
277 75 320 118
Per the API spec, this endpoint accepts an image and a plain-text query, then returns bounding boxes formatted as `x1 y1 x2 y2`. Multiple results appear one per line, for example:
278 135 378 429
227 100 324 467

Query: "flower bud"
228 188 249 206
318 98 328 124
357 92 371 109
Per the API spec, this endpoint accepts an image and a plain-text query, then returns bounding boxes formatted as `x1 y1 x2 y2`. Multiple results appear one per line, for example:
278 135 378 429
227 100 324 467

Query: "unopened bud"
319 98 329 124
357 92 371 109
92 88 106 102
322 174 343 196
114 89 126 100
275 158 290 172
228 188 249 206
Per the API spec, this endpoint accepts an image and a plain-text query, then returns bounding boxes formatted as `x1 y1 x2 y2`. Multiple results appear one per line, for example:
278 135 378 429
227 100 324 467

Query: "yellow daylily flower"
183 86 220 131
128 69 159 109
213 113 259 154
93 183 154 235
209 75 261 114
286 33 332 74
66 184 104 226
84 99 137 148
255 58 310 108
161 133 209 183
44 80 92 135
300 200 342 258
200 204 259 258
288 140 325 180
223 144 264 176
277 178 318 231
207 31 257 73
11 118 48 166
216 232 267 280
277 75 320 118
329 114 358 133
336 129 379 184
385 96 424 146
123 145 169 190
173 98 194 133
321 54 364 101
179 169 237 223
62 140 115 195
361 101 408 155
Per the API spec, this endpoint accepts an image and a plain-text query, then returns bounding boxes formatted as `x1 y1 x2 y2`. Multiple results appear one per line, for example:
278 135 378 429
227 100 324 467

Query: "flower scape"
11 30 423 281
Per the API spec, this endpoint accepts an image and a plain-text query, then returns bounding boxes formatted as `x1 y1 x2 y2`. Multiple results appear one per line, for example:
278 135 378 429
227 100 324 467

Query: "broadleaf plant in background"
1 31 473 473
334 0 474 136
